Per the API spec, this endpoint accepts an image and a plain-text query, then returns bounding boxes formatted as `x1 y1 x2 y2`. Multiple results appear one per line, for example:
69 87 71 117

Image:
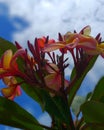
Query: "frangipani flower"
0 49 18 77
0 49 12 74
1 76 21 100
45 73 62 91
0 49 21 99
44 63 69 91
37 36 55 49
98 43 104 57
85 42 104 57
43 26 98 54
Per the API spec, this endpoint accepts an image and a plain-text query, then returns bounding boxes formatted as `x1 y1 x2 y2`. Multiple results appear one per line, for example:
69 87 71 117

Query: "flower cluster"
0 25 104 100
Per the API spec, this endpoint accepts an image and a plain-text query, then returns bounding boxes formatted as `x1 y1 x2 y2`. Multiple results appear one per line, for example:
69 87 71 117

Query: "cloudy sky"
0 0 104 129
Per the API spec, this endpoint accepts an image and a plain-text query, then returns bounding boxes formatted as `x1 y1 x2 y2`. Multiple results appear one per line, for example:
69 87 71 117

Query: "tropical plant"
0 26 104 130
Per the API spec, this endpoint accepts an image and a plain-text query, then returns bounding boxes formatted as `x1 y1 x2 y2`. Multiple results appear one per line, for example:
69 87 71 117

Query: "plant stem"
69 109 75 130
62 91 75 130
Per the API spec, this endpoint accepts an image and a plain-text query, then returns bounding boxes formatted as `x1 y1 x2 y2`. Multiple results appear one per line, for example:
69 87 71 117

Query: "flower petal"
43 42 65 52
1 86 16 98
44 73 61 91
45 63 59 73
1 76 22 100
79 25 91 35
0 68 6 74
37 38 45 48
77 35 97 49
1 50 13 69
1 85 21 100
97 43 104 57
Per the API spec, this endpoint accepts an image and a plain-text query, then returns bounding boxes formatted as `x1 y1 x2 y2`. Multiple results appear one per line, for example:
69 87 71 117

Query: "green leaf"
68 56 98 106
71 95 85 116
85 92 92 101
0 96 43 130
0 37 17 56
81 101 104 124
81 123 104 130
42 91 70 126
91 76 104 102
70 65 76 80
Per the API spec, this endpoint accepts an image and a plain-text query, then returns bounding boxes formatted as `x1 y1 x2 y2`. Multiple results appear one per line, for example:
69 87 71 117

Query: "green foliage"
0 37 17 56
82 125 104 130
68 56 98 106
80 77 104 130
42 91 70 127
90 76 104 102
81 101 104 129
0 96 43 130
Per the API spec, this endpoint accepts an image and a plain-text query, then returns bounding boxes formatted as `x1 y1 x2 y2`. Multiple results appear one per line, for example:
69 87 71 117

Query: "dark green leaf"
68 56 98 106
80 123 104 130
70 65 76 80
81 101 104 124
42 91 70 126
0 96 43 130
91 76 104 102
85 92 92 101
0 37 17 56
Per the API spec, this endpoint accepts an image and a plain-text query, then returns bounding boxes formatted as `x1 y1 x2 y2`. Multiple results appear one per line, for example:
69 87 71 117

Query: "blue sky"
0 0 104 129
0 3 29 41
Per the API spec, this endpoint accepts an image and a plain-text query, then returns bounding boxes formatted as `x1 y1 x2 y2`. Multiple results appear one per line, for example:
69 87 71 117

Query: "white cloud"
1 0 104 44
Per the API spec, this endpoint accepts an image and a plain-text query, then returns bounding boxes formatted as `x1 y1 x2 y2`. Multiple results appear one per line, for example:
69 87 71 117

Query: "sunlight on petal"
80 25 91 35
43 42 65 52
1 86 15 98
2 50 13 69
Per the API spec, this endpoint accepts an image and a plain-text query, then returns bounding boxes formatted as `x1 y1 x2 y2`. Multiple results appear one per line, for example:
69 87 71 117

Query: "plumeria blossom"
1 76 21 100
42 26 104 58
84 42 104 57
37 36 55 50
0 48 37 99
0 49 19 77
0 49 13 75
44 63 69 91
0 49 21 99
15 40 69 93
42 26 96 51
98 43 104 57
